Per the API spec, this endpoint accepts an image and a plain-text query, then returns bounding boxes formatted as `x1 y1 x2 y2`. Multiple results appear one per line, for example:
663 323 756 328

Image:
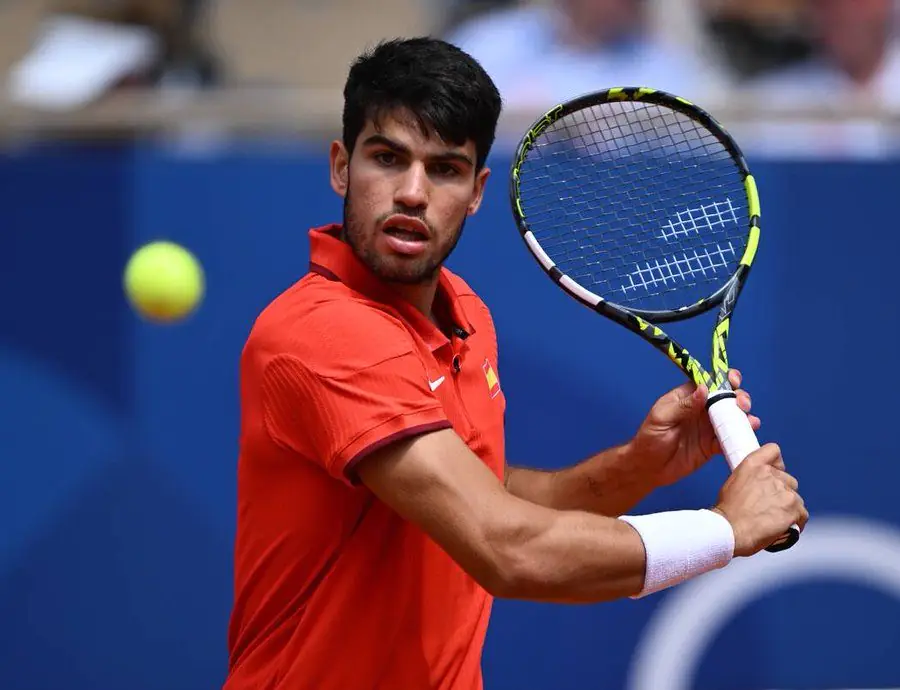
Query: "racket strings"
517 101 750 313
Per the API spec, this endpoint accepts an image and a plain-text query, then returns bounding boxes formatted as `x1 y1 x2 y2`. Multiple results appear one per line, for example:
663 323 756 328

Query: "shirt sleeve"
260 307 451 484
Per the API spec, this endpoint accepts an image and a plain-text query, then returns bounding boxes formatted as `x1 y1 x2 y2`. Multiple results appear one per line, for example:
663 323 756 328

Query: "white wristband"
618 509 735 598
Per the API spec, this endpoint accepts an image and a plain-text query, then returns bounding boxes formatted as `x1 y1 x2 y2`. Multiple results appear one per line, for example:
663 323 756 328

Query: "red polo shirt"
224 224 507 690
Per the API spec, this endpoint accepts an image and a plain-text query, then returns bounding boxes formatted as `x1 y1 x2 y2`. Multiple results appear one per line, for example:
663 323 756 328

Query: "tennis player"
223 37 807 690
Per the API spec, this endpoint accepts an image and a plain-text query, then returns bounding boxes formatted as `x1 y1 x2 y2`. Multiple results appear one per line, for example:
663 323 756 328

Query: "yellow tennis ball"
124 241 205 323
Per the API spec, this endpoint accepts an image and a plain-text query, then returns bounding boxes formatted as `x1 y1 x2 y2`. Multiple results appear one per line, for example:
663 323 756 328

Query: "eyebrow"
361 134 474 167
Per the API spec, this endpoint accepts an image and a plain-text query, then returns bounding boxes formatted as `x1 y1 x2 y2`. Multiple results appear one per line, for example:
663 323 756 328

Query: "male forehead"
362 108 476 161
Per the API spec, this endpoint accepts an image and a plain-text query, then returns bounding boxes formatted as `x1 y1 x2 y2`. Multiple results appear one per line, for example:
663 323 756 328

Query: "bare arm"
356 428 647 604
504 443 653 517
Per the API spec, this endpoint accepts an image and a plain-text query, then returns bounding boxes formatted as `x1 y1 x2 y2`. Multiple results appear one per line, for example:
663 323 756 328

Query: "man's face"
812 0 891 59
330 109 489 285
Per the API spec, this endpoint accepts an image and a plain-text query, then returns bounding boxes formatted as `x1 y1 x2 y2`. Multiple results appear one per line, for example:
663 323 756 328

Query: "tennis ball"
123 241 205 323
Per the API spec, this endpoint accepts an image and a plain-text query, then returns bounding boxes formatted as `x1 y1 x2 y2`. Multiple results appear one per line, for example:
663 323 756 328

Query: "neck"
390 278 440 323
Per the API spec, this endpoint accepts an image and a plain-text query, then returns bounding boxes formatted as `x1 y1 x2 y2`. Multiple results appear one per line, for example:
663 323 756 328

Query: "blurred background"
2 1 899 689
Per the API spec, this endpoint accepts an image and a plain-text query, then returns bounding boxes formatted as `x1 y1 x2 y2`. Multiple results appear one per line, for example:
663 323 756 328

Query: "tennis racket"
509 86 799 553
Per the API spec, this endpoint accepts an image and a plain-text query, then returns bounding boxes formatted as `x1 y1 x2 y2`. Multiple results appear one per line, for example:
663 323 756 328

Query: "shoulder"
244 276 418 378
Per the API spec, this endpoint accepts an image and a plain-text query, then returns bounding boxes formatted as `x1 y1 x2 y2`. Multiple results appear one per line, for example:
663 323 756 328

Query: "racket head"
509 87 761 325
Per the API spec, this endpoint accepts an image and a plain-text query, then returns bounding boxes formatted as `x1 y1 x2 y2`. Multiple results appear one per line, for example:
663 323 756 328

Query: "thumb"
676 383 708 417
654 382 707 425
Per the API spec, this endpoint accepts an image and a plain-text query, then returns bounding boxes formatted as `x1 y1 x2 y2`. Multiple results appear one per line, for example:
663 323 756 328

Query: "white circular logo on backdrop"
626 516 900 690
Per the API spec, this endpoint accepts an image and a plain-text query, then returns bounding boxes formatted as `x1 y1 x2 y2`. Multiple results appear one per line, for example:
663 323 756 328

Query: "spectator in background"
440 0 520 35
747 0 900 106
739 0 900 158
7 0 219 111
698 0 811 81
446 0 726 115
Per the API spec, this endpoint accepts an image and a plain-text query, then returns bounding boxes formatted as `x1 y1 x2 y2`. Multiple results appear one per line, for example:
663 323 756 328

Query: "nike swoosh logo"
428 376 445 391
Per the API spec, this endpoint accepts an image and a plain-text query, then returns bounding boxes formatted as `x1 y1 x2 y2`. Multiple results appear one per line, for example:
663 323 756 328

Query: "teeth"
386 227 425 240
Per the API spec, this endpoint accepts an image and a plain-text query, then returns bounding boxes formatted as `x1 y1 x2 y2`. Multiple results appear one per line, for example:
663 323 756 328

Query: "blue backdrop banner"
1 139 898 690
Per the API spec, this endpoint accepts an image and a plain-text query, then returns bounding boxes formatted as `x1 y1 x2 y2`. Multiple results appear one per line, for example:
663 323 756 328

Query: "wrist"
615 440 658 493
543 444 651 515
618 509 735 598
607 440 653 489
710 505 747 557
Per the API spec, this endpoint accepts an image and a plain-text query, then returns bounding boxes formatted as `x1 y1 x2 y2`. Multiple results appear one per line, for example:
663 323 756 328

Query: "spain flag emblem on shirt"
482 358 501 398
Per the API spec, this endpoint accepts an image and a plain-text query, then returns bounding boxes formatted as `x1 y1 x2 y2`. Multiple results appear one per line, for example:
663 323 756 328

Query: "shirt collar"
307 224 475 351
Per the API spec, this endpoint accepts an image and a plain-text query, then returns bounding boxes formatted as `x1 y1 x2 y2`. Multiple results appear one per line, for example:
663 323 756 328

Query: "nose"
394 163 429 210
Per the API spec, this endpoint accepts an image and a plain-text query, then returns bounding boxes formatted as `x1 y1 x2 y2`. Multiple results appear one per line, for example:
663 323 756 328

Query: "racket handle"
706 393 800 553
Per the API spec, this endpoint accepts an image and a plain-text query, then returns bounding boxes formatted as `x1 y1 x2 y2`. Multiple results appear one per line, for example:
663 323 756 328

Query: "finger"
653 381 706 425
675 382 707 415
692 383 709 406
748 414 761 431
774 469 798 491
769 452 786 471
755 443 784 470
728 368 742 389
793 496 809 531
799 505 809 531
666 380 696 402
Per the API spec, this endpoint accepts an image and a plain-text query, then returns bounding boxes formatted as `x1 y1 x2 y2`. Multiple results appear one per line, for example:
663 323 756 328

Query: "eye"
432 162 459 177
374 151 397 166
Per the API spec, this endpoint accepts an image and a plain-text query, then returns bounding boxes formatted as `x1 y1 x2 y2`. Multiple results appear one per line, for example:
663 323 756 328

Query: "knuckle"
750 452 769 468
748 446 767 460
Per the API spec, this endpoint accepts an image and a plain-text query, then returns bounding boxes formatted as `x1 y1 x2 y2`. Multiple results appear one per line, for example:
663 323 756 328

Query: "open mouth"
383 226 428 242
380 217 431 256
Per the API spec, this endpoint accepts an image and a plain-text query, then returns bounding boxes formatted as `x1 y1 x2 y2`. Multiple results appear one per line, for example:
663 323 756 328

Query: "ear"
329 140 350 198
467 166 491 216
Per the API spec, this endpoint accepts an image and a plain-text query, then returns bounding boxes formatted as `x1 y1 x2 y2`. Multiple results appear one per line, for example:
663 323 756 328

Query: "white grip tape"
707 394 801 549
707 394 759 471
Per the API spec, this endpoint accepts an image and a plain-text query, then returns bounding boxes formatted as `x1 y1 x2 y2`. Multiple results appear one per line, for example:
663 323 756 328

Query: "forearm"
489 499 735 604
489 502 648 603
356 427 730 607
506 442 653 516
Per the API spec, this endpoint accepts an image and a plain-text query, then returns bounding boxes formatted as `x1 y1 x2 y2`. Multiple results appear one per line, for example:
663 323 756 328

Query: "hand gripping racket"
509 87 799 553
